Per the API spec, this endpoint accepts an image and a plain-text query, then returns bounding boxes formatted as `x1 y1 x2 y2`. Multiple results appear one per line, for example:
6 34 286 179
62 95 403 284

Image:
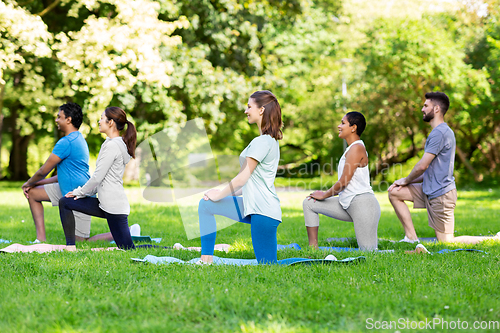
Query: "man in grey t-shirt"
388 92 498 244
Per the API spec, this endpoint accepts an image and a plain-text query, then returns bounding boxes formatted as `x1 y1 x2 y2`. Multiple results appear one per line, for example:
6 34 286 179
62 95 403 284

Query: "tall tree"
353 15 491 181
0 1 60 179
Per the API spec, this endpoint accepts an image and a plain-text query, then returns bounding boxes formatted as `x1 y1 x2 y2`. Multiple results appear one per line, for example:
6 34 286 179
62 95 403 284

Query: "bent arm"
206 157 258 201
72 142 116 197
400 153 435 186
405 153 435 183
309 144 367 201
24 154 61 187
388 153 434 191
327 145 366 197
33 175 59 186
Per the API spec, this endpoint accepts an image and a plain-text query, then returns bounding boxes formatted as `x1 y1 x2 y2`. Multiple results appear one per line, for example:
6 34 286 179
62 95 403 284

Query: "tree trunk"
7 107 34 180
455 146 483 182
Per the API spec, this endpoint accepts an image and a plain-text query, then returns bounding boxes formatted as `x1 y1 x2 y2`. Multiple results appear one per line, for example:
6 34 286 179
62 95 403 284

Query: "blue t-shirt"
52 131 91 196
423 123 456 199
239 135 282 222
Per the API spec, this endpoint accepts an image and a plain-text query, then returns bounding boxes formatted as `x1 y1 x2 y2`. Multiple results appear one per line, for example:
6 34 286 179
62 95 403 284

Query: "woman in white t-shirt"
199 90 283 264
303 112 380 251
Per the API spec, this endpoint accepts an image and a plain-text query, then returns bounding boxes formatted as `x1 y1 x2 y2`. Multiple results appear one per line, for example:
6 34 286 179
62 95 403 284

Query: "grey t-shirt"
239 135 282 222
423 123 456 199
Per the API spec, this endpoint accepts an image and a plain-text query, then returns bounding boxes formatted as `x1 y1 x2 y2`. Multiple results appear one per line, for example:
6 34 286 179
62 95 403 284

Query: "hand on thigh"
27 186 51 202
388 185 414 202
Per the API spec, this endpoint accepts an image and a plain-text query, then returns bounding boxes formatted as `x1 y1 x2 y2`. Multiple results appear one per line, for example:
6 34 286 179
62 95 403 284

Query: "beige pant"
303 193 380 251
408 183 457 234
44 183 92 238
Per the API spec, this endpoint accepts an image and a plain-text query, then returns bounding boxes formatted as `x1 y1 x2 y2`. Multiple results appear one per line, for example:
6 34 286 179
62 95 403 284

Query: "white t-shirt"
338 140 373 209
239 135 282 221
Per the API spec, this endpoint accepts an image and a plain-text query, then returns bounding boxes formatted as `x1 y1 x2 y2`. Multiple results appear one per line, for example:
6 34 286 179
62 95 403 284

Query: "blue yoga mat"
319 246 359 252
133 243 358 252
327 237 439 243
131 255 366 266
277 256 366 266
278 244 361 252
434 249 486 255
277 243 302 250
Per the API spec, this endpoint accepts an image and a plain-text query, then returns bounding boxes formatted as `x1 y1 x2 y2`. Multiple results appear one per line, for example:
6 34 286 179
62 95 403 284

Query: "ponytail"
104 107 137 158
124 121 137 158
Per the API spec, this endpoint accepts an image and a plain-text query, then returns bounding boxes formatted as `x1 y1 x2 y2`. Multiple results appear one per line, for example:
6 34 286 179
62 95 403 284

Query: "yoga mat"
135 243 232 252
279 244 393 253
131 236 162 243
435 248 486 255
0 243 122 253
277 243 302 250
327 237 439 243
408 244 487 255
278 256 366 266
319 246 359 252
136 244 172 249
131 255 367 266
0 243 68 253
326 237 354 243
111 236 162 244
131 255 258 265
419 237 438 242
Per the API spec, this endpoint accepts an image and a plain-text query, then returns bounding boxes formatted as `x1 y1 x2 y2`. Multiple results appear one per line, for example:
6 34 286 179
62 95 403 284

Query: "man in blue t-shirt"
22 103 93 243
388 92 498 244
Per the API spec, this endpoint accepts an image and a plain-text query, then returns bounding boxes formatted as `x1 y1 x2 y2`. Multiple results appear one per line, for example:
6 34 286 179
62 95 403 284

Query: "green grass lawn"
1 182 499 332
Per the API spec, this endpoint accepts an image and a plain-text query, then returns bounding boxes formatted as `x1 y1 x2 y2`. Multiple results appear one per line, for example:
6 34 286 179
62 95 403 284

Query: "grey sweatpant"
302 193 380 251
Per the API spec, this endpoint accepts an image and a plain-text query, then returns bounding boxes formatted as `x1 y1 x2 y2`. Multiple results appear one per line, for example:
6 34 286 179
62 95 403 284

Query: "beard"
423 110 434 122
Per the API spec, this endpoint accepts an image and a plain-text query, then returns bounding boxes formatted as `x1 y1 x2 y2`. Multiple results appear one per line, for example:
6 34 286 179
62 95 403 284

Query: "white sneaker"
415 244 430 254
399 236 419 243
129 224 141 237
324 254 337 261
31 239 41 244
173 243 186 250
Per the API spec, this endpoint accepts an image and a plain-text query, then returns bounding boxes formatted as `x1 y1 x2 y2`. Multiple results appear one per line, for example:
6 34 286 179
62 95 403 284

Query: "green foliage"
1 0 500 183
351 14 495 181
461 0 500 180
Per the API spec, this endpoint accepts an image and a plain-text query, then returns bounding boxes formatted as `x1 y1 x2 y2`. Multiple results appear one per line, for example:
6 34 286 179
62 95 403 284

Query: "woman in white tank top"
302 112 380 251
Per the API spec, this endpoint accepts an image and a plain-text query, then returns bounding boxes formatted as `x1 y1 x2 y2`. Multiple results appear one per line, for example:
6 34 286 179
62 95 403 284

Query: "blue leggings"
59 197 135 250
198 197 281 264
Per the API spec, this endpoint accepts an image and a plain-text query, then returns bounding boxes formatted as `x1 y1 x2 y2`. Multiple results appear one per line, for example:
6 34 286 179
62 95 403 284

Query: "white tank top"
337 140 373 209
